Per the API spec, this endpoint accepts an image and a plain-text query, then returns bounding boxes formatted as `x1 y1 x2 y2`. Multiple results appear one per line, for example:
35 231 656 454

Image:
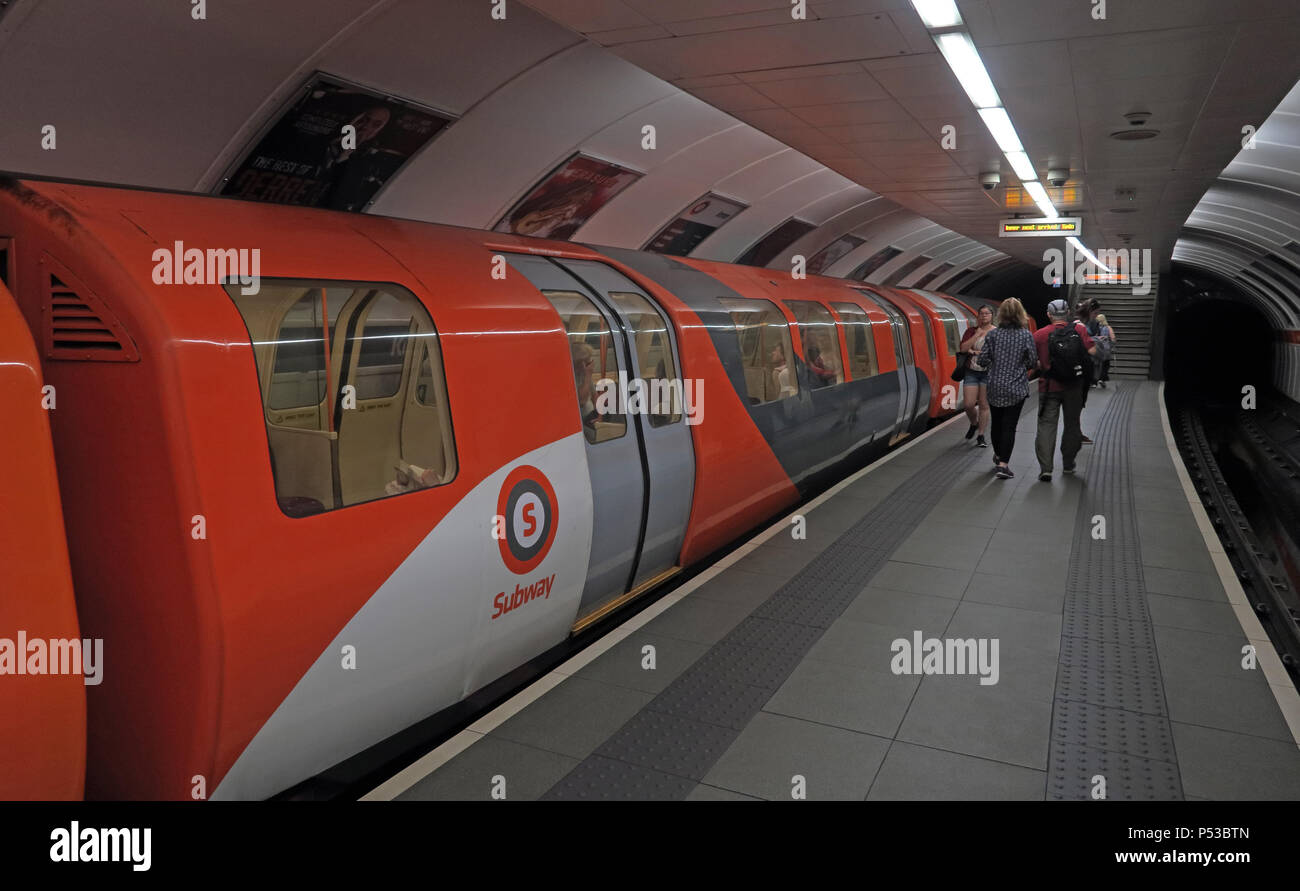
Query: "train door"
856 288 917 440
504 253 693 627
552 258 695 595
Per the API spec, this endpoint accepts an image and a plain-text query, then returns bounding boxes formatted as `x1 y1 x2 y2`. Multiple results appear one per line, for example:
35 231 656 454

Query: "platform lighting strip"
1067 236 1112 273
910 0 1111 269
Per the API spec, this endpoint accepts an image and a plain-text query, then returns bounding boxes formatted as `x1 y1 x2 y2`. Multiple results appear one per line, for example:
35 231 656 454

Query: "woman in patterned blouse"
977 298 1038 479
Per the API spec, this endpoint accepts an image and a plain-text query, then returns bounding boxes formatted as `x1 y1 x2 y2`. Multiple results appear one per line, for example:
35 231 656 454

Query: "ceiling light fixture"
977 107 1024 153
909 0 963 29
911 3 1114 258
934 32 1001 109
1068 236 1111 273
1023 181 1059 218
1003 150 1037 183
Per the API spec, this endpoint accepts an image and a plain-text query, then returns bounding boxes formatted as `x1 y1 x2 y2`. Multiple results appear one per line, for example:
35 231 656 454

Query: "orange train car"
0 249 85 800
0 177 976 799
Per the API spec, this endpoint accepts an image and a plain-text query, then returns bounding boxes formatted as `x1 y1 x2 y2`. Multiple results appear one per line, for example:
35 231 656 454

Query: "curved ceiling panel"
0 0 1010 286
1174 81 1300 333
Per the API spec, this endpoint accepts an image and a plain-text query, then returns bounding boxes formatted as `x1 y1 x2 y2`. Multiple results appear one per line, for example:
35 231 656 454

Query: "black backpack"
1047 323 1088 382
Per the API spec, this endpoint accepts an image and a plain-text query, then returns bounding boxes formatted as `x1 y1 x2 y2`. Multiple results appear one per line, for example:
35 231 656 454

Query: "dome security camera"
1047 168 1069 187
979 171 1001 191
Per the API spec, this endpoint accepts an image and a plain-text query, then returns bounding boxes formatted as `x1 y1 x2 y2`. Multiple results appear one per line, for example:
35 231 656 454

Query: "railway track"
1170 402 1300 684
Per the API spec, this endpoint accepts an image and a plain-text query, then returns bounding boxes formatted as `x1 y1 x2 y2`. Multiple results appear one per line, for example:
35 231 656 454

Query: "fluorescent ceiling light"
1023 181 1057 218
1003 151 1037 183
934 32 1000 109
978 107 1023 154
909 0 963 29
1068 237 1111 272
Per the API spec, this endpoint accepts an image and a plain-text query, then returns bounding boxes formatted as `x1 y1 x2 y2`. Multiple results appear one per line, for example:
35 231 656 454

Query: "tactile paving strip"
541 440 983 800
1046 386 1185 800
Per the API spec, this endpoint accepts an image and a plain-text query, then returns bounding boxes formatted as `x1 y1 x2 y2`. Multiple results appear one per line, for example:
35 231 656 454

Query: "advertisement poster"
645 194 747 256
494 153 642 240
220 76 453 212
848 245 901 281
736 218 816 267
806 234 865 276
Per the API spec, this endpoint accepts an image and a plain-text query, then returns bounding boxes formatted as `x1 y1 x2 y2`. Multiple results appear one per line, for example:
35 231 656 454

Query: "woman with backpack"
1093 313 1115 387
977 298 1039 479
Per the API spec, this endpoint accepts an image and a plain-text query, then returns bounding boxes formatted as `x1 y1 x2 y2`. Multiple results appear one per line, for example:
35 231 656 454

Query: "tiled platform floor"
390 383 1300 801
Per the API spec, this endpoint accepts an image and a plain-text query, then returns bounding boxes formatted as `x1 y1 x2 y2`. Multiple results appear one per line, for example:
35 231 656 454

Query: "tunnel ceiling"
1174 83 1300 330
522 0 1300 269
0 0 1021 290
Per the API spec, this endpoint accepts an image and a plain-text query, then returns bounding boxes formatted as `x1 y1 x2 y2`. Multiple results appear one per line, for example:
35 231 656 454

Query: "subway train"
0 177 999 800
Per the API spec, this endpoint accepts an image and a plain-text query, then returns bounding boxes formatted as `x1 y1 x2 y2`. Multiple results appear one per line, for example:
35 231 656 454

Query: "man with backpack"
1033 299 1098 481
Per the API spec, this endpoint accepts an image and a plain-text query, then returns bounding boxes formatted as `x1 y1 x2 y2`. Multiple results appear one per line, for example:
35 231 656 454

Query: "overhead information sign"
998 217 1082 238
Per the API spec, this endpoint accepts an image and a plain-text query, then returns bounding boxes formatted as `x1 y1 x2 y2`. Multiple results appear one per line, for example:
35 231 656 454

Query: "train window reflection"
607 291 682 426
935 307 961 356
830 302 880 379
226 280 457 518
785 299 844 388
718 296 798 404
542 290 627 444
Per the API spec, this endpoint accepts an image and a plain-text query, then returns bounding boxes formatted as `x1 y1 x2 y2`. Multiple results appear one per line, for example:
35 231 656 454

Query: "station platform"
369 382 1300 801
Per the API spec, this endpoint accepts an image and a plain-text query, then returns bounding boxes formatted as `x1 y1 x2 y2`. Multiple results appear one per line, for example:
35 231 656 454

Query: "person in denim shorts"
959 304 994 448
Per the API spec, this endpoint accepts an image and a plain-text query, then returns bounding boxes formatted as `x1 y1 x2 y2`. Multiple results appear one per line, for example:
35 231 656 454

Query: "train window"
935 307 961 356
266 291 338 413
785 299 844 388
607 291 682 426
918 306 937 360
830 302 880 379
542 290 627 444
226 280 457 517
352 292 413 400
718 297 798 404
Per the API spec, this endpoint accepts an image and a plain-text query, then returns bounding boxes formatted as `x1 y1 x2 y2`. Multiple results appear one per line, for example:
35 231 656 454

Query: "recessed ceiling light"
934 32 1001 109
1109 207 1139 214
978 107 1024 154
909 0 963 29
1003 151 1037 182
1110 129 1160 140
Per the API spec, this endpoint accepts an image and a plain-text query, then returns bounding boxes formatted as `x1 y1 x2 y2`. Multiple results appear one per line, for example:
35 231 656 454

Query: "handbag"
951 351 969 382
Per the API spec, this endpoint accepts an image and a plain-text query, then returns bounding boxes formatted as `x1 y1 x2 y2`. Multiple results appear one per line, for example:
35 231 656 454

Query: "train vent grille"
45 273 139 362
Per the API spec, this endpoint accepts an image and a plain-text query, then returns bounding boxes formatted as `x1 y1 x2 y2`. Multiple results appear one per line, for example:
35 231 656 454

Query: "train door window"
935 307 960 356
785 299 844 387
607 291 682 426
916 304 937 360
542 290 627 444
718 297 798 403
226 280 456 517
830 302 880 379
854 288 910 367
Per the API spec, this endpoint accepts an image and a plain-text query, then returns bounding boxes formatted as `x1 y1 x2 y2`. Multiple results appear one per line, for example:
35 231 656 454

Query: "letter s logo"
496 466 558 575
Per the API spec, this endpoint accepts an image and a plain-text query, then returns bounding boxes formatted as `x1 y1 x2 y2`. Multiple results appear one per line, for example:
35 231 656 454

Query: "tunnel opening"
1164 272 1274 409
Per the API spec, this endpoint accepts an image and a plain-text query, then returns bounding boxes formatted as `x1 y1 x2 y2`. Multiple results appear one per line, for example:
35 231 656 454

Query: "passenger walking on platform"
1093 313 1115 387
960 304 994 447
977 298 1038 479
1034 299 1097 481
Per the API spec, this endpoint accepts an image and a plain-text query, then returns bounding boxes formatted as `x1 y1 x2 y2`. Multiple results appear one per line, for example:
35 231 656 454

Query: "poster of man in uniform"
220 76 453 212
494 153 641 241
644 194 746 256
